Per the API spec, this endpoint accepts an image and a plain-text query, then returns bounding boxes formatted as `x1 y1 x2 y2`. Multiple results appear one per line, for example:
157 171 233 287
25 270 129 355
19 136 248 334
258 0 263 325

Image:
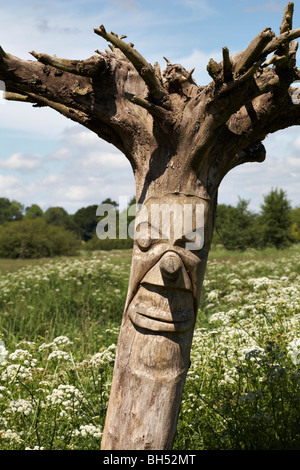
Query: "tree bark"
1 2 300 450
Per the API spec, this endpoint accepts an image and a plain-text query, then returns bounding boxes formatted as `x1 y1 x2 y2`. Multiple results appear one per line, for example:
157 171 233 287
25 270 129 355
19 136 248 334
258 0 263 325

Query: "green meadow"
0 245 299 450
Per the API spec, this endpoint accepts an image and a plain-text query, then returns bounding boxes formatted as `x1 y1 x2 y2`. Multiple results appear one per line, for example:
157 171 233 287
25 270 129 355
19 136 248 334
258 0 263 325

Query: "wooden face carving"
101 194 212 448
123 194 207 339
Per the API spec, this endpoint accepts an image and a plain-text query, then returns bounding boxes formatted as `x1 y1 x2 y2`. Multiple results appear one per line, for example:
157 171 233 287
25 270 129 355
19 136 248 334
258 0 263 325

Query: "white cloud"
50 147 73 160
110 0 140 10
0 100 70 138
0 174 19 192
218 144 300 211
78 151 130 172
0 174 39 202
0 125 135 212
293 134 300 151
244 2 283 13
0 152 42 171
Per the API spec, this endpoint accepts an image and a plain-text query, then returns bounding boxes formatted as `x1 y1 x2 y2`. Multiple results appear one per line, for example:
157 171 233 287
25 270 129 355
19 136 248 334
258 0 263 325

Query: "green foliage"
215 198 262 250
83 197 135 250
290 206 300 242
0 218 79 258
0 198 24 224
85 235 133 251
0 190 297 257
260 188 293 249
0 251 130 347
73 204 100 242
214 188 296 251
25 204 43 219
43 206 78 232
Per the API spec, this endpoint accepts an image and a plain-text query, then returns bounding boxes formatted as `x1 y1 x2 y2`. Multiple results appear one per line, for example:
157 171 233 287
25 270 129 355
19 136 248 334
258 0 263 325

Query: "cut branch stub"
207 58 222 86
4 91 35 103
222 47 233 83
271 2 295 68
280 2 294 34
94 25 169 106
0 46 7 60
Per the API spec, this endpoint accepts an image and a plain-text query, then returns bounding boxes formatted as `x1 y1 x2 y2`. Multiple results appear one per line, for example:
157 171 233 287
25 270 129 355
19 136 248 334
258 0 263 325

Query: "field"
0 245 299 450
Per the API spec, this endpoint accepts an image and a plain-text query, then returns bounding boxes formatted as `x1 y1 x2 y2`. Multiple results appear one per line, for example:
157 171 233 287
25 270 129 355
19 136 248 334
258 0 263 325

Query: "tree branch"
280 2 294 33
233 28 275 77
261 27 300 57
30 52 106 77
0 46 7 60
0 50 148 157
124 93 175 125
199 4 300 149
94 25 169 106
4 91 36 103
207 58 222 86
222 47 232 83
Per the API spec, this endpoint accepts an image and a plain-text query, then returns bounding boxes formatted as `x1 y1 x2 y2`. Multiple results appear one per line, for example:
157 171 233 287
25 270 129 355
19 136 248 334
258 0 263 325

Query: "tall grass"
0 251 130 354
0 246 299 449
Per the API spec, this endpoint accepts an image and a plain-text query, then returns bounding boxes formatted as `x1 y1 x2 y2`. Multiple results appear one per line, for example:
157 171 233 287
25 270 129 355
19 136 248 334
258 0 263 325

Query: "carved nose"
160 252 182 279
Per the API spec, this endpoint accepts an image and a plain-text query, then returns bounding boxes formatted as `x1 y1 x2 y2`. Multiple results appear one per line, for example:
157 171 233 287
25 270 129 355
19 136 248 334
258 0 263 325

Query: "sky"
0 0 299 214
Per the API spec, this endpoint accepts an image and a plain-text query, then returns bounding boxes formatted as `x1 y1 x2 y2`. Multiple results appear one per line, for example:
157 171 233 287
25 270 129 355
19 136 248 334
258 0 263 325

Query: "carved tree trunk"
1 2 300 450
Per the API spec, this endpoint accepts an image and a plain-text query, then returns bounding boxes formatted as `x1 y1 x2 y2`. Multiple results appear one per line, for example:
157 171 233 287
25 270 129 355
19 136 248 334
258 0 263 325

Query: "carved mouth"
129 302 195 333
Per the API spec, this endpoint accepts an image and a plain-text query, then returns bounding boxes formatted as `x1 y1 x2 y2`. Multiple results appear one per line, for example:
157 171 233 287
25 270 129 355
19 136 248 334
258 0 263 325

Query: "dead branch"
4 91 35 103
30 52 106 77
94 25 169 106
125 93 175 125
222 47 232 83
233 28 275 77
280 2 294 33
207 58 222 86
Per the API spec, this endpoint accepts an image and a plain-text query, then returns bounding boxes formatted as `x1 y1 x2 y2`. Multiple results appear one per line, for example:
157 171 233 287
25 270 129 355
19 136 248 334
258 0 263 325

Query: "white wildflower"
47 350 71 362
8 399 34 416
207 290 220 301
46 384 84 408
1 364 32 382
287 338 300 365
9 349 33 365
1 429 23 444
89 344 116 366
74 424 102 439
25 446 46 450
0 341 8 363
52 336 73 347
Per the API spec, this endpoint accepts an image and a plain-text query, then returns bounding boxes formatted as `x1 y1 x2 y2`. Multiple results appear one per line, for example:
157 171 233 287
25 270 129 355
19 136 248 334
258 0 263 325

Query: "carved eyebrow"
135 221 162 238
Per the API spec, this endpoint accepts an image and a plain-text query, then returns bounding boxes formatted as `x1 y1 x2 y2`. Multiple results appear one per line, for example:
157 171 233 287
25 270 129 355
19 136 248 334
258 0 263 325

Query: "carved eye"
136 234 153 252
135 223 161 252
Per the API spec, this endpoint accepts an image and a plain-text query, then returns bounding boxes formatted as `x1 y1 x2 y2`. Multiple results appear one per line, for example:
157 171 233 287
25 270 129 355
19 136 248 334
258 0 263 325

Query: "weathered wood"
101 194 212 449
222 47 232 83
0 2 300 451
30 51 106 77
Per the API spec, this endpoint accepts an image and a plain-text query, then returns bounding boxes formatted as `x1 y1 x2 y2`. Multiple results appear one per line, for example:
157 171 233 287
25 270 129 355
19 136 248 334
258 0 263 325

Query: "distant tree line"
214 188 300 250
0 189 299 258
0 196 135 258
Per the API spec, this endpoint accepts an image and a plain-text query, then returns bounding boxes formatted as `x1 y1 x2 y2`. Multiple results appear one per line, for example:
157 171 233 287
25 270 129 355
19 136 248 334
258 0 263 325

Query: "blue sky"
0 0 300 213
